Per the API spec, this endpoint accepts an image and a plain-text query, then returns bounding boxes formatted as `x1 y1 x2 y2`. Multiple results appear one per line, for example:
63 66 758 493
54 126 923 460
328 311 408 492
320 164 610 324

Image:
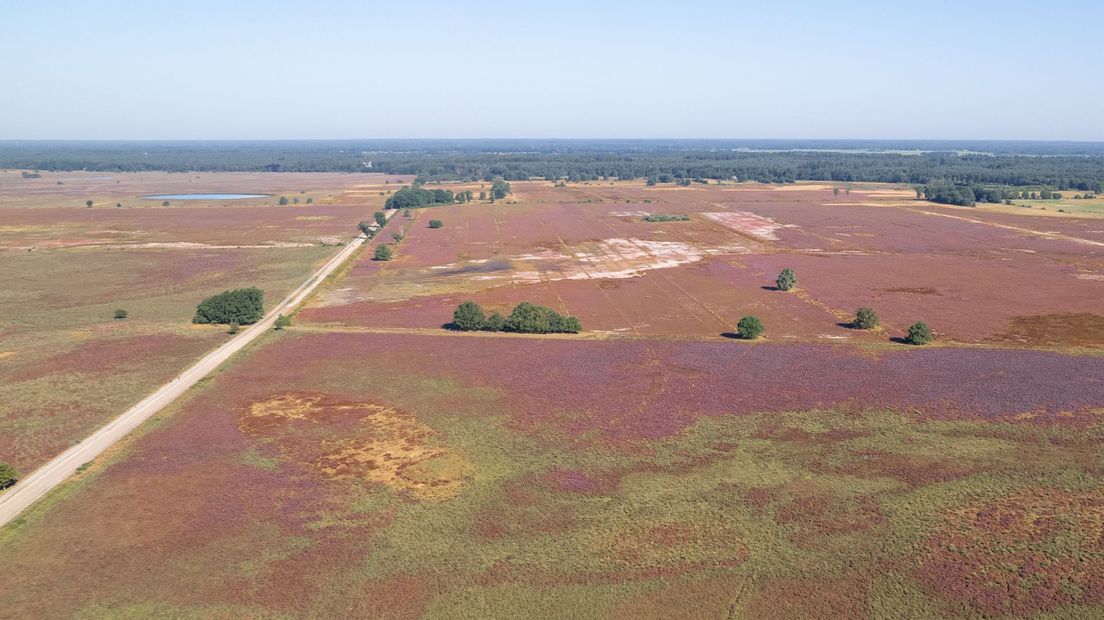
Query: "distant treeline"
3 140 1104 191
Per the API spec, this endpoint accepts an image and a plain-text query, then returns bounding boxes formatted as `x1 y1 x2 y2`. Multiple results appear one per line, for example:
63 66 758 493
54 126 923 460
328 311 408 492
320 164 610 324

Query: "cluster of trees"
192 287 264 325
384 186 457 210
6 141 1104 193
919 182 1076 207
451 301 581 334
643 213 689 222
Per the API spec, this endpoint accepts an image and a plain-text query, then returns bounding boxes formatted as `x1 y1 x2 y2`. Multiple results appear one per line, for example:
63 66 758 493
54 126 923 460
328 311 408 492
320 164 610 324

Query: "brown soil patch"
988 312 1104 347
240 394 471 500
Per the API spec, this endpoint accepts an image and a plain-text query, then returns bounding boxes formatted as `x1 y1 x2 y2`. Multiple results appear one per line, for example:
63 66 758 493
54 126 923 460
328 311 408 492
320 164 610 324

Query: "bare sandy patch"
241 394 472 500
702 211 793 241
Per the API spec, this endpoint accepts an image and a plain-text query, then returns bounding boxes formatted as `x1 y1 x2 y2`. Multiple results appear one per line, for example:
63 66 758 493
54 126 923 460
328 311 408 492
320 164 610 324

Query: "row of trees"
451 301 581 334
9 141 1104 192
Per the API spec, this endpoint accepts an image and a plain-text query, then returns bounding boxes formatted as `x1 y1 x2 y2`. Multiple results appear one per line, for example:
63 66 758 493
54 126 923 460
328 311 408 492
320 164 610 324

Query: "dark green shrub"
452 301 485 331
776 268 797 292
113 309 128 320
0 463 18 489
193 287 264 325
504 302 581 334
429 219 444 229
374 245 393 261
274 314 292 330
906 322 933 345
85 199 93 208
854 307 878 330
483 312 506 332
736 315 764 339
278 196 289 205
643 214 689 222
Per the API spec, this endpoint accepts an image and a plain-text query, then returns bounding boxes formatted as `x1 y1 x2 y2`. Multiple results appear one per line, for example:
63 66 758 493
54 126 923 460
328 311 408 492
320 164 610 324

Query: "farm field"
0 171 397 474
1 332 1102 618
302 181 1104 346
2 177 1104 619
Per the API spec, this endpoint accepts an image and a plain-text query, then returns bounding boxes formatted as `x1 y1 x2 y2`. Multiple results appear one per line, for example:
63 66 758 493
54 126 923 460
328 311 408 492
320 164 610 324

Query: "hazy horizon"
3 0 1101 141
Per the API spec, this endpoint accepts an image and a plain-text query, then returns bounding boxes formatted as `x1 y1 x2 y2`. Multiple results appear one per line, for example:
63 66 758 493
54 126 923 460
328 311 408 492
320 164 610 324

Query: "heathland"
0 171 1102 618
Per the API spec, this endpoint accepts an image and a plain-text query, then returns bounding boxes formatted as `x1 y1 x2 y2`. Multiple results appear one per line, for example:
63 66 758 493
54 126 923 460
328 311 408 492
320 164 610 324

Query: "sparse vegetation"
776 268 797 292
853 307 878 330
906 321 934 345
736 315 764 340
192 287 264 325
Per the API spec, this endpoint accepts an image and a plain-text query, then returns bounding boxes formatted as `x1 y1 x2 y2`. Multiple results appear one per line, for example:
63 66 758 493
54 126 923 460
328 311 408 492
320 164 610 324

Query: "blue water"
142 193 268 200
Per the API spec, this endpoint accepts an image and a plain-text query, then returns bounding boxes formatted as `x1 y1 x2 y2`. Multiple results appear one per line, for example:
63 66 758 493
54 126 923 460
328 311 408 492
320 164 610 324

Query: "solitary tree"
85 199 93 208
374 211 388 227
274 314 292 330
391 231 404 243
833 187 840 197
736 315 764 340
113 309 128 320
906 321 933 345
306 197 313 204
0 462 18 489
374 244 393 261
162 201 170 207
452 301 486 331
479 190 487 200
853 307 878 330
227 321 241 335
115 202 123 208
776 268 797 292
278 196 289 205
429 219 444 229
357 220 374 236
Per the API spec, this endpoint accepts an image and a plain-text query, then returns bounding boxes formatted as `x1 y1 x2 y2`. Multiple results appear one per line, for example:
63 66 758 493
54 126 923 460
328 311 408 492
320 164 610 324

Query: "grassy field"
0 172 394 474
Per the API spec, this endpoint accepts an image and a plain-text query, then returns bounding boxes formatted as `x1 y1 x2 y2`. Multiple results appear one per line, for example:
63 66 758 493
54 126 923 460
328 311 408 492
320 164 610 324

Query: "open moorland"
0 171 406 474
2 177 1103 618
303 181 1104 346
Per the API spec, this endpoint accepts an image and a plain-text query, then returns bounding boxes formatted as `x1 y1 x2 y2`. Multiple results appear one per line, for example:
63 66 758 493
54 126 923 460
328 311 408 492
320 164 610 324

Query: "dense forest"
2 140 1103 191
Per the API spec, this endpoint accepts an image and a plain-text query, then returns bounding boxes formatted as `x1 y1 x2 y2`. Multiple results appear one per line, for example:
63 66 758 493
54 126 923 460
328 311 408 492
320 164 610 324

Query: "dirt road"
0 224 380 527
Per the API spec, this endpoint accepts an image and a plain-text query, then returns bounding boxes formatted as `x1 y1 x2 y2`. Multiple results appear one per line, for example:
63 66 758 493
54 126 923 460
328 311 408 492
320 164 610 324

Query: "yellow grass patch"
242 394 472 500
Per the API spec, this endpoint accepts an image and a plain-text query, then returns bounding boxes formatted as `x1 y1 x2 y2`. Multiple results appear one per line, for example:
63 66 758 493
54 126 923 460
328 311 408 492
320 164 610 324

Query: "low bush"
907 321 934 345
113 309 128 320
736 315 764 339
853 307 878 329
484 311 506 332
193 287 264 325
776 268 797 292
274 314 292 330
374 245 393 261
227 321 241 335
429 219 444 229
0 462 18 489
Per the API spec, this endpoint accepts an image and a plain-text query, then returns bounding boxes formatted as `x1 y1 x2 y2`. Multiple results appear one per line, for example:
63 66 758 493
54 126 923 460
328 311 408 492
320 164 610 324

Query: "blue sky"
1 0 1101 140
